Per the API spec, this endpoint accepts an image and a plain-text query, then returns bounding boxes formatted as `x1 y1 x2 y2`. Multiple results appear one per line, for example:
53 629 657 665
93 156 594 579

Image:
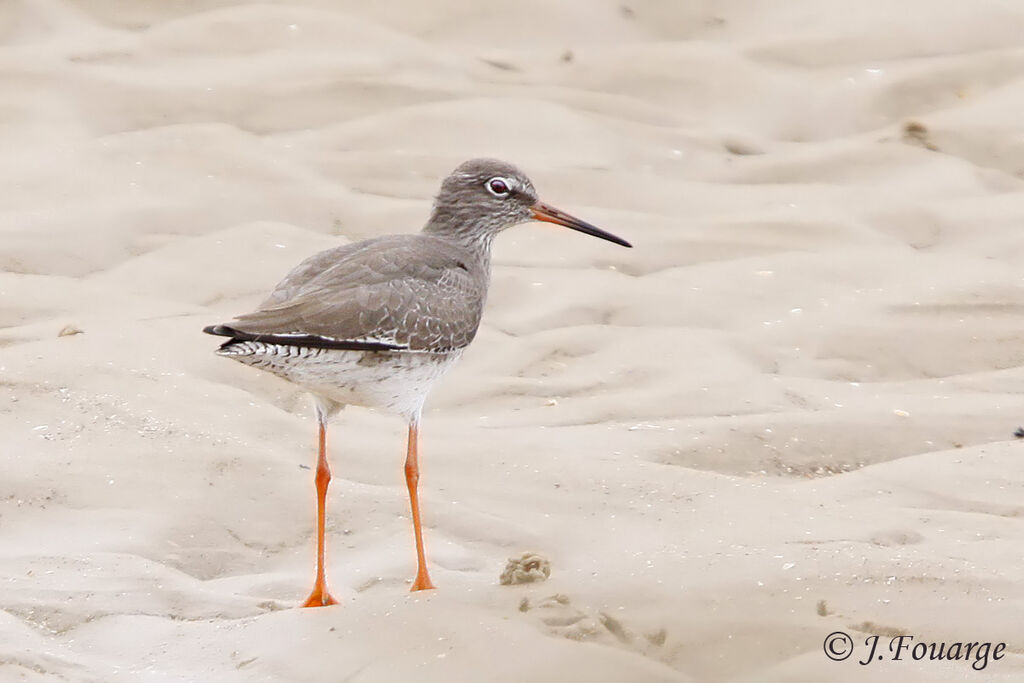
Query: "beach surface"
2 1 1024 680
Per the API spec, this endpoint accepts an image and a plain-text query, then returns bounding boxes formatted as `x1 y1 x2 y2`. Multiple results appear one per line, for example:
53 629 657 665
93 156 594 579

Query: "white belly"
218 341 461 419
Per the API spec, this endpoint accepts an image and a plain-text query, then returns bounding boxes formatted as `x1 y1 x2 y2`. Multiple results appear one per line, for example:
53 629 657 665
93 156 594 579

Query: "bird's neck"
453 233 493 278
422 210 496 268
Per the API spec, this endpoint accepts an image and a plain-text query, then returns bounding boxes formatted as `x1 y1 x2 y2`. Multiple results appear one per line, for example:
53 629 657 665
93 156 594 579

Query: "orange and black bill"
530 201 632 248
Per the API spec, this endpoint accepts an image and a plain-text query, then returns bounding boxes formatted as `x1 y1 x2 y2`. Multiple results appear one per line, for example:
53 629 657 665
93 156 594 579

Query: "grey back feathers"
211 235 487 353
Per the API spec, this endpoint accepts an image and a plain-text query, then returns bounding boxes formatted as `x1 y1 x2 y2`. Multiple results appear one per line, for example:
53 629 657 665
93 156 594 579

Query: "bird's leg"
301 414 338 607
404 418 435 591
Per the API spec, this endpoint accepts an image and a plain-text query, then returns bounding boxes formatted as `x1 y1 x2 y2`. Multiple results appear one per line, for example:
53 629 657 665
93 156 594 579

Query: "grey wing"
217 238 485 353
258 238 389 309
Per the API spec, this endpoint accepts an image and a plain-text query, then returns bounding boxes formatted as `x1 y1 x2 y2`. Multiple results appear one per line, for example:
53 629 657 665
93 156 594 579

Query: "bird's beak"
530 201 632 248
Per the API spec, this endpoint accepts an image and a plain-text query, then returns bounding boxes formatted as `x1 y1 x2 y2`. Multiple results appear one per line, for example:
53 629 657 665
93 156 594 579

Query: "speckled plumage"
203 158 626 419
222 234 487 355
204 158 630 418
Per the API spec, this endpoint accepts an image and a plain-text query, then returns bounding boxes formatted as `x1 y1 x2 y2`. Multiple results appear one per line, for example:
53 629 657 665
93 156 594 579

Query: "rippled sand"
3 1 1024 681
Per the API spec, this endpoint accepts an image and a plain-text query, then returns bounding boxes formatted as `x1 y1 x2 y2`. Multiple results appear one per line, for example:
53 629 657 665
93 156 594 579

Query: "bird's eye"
486 177 511 197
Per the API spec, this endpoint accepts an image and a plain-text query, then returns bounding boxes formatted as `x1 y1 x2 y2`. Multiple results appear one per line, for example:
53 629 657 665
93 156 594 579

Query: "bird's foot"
301 586 339 607
410 571 436 592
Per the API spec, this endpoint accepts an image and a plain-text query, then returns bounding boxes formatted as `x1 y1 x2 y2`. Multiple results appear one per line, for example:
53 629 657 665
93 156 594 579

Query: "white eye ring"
486 177 513 197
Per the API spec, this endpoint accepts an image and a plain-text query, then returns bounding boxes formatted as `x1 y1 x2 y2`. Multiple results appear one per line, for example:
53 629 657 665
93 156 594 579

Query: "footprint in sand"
519 593 667 656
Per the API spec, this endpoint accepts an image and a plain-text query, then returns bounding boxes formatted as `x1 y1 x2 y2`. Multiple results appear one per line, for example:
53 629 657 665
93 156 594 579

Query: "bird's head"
424 158 632 248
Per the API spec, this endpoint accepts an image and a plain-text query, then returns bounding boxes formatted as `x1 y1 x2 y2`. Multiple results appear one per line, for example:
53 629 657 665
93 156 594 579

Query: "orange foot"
301 587 339 608
410 572 436 592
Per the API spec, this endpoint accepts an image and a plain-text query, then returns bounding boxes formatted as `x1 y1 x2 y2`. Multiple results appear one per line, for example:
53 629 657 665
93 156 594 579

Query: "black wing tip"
203 324 235 337
203 323 405 352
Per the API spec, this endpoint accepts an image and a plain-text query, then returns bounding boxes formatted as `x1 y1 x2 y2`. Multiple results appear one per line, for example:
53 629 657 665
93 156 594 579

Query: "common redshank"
204 159 631 607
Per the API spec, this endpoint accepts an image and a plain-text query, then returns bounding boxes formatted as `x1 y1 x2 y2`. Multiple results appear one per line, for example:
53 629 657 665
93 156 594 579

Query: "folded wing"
204 235 484 353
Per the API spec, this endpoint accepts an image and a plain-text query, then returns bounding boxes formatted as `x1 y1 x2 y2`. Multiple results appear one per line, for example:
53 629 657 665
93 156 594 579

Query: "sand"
2 1 1024 681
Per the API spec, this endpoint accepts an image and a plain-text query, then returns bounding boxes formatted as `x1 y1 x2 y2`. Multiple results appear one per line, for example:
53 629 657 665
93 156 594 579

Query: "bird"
203 158 631 607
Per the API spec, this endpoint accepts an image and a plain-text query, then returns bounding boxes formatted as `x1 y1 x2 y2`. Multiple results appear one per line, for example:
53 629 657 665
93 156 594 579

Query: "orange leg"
301 418 338 607
405 421 435 591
